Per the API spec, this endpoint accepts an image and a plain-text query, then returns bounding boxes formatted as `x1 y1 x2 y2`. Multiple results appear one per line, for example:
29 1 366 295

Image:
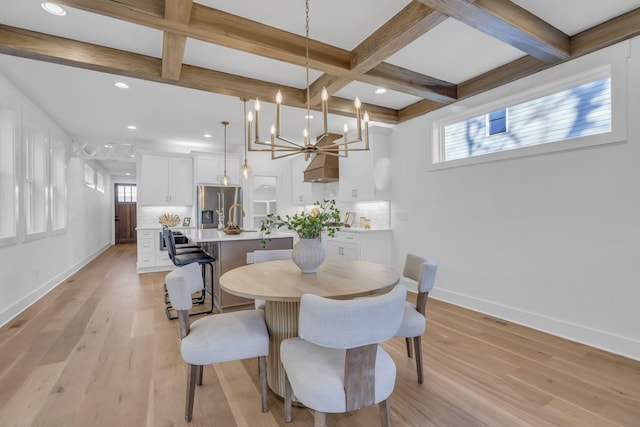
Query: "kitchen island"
182 229 294 312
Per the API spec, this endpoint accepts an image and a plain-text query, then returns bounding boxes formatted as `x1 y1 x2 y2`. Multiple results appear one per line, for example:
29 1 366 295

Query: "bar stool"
163 227 216 320
161 225 206 304
162 225 202 254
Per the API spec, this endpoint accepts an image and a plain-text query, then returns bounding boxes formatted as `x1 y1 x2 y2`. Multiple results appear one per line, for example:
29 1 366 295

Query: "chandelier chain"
305 0 311 144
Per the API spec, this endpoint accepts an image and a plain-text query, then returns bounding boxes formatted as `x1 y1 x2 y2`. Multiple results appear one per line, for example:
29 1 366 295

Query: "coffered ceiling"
0 0 639 176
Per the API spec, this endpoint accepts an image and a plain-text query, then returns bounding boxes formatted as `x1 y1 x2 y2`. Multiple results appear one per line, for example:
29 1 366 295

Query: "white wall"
391 38 640 361
0 72 113 326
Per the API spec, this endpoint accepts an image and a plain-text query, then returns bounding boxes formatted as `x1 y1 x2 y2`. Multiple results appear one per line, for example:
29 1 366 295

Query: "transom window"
440 75 612 162
117 184 137 203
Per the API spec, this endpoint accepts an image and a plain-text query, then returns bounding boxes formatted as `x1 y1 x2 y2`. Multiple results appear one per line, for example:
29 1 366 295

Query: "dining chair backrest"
299 285 407 349
403 254 438 294
165 262 203 312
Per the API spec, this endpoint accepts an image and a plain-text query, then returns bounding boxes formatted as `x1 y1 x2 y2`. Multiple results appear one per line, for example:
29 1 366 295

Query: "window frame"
22 119 49 242
0 105 18 247
96 171 105 193
116 183 137 203
84 163 95 189
430 41 628 171
486 108 508 136
49 135 67 235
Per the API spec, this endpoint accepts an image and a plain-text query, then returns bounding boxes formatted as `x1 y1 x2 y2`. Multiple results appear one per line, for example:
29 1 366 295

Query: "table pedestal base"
264 300 300 399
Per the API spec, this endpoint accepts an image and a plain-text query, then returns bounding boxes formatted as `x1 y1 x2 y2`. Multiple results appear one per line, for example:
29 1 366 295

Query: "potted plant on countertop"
260 199 341 273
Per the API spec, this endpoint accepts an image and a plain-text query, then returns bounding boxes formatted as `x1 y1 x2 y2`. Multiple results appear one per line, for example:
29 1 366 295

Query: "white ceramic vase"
291 237 325 274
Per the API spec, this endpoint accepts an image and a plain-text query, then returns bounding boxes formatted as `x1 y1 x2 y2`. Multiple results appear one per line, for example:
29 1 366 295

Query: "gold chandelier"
246 0 370 160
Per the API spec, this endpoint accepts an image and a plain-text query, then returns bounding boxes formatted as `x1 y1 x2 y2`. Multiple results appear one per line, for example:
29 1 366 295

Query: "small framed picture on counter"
183 217 191 226
343 212 356 228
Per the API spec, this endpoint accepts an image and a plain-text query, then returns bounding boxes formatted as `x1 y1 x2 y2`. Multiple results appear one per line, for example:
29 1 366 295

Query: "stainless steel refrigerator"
197 185 243 229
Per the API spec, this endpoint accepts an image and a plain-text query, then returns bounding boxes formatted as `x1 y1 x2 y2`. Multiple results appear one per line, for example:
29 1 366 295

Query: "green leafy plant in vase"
260 200 341 273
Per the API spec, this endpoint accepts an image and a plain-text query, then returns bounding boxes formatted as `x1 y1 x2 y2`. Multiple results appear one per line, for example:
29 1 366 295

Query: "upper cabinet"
195 153 240 185
291 155 322 205
338 128 391 202
139 154 193 206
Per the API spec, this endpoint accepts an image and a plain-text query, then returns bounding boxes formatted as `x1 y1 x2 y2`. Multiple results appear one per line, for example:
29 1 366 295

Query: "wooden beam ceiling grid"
397 5 640 122
415 0 570 63
52 0 457 108
1 0 638 125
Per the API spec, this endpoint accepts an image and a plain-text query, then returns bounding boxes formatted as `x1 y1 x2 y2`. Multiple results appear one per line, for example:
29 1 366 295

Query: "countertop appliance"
197 185 243 229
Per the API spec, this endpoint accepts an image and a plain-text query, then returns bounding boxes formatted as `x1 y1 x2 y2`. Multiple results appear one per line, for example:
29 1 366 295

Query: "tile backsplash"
321 182 390 228
137 206 193 228
344 201 390 229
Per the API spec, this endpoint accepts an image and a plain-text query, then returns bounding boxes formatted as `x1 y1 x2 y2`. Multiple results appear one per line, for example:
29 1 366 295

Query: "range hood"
304 134 340 183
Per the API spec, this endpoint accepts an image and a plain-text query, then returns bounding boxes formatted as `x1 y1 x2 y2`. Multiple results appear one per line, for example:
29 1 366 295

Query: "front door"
115 183 137 244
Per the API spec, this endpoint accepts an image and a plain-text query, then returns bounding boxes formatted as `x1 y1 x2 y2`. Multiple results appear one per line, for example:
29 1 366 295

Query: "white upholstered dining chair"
280 285 407 427
165 262 270 422
249 249 293 309
394 254 438 384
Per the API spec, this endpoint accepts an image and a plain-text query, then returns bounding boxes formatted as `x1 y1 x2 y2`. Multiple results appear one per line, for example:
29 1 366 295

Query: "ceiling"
1 0 639 177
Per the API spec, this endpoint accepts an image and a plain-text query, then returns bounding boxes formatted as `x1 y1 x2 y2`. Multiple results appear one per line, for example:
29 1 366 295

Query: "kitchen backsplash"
138 206 193 228
342 201 390 229
322 182 390 228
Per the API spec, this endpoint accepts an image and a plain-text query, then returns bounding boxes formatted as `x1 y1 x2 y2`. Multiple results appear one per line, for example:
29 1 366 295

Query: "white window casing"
0 107 18 246
430 41 629 170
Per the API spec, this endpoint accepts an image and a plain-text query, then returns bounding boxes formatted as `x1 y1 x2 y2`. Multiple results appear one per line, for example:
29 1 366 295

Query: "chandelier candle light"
241 98 252 179
246 0 369 160
221 121 230 186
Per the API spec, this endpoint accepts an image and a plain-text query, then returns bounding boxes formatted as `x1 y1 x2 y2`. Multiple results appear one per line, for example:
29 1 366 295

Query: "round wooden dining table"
219 258 400 399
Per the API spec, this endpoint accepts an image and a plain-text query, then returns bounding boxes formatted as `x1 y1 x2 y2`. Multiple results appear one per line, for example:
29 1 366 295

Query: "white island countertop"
183 229 294 243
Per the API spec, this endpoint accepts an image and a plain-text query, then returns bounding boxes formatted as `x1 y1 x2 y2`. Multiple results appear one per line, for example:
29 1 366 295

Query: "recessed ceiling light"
203 133 212 138
41 2 67 16
125 172 131 176
374 88 387 95
305 114 314 120
114 82 129 89
104 143 113 148
127 125 137 130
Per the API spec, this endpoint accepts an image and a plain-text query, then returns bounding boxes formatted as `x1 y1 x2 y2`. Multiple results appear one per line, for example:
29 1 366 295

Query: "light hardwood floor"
1 244 639 426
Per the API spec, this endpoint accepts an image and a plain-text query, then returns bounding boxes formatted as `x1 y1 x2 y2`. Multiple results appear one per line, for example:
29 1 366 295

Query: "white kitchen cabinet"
136 229 176 271
139 154 193 206
326 230 391 266
291 155 323 205
196 153 240 185
253 199 276 228
136 229 156 269
338 128 391 202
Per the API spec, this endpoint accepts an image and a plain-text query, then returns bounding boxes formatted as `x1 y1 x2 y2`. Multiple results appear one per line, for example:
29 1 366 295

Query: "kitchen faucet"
228 203 245 227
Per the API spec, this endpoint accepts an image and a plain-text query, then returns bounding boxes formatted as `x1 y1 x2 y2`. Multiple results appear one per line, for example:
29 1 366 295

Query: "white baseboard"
0 243 111 328
430 288 640 362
